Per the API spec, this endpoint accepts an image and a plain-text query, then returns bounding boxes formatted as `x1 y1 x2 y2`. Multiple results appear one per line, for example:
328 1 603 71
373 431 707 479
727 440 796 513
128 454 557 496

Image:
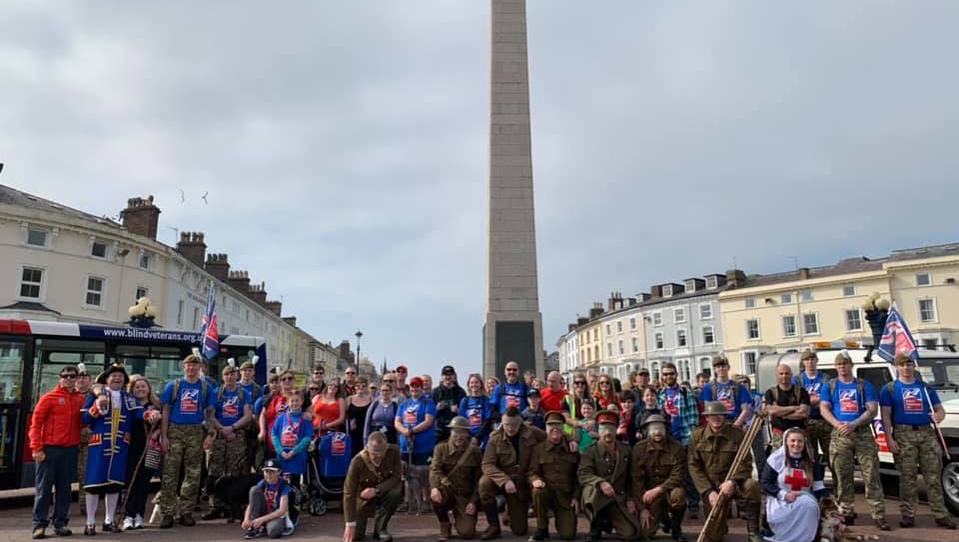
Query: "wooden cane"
695 413 766 542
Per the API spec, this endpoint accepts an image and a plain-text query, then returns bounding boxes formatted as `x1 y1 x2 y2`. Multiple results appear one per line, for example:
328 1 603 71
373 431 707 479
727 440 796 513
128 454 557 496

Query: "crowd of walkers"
28 350 955 541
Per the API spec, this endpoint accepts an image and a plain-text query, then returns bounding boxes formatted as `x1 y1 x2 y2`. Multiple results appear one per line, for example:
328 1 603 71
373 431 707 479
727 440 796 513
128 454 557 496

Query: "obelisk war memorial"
483 0 544 378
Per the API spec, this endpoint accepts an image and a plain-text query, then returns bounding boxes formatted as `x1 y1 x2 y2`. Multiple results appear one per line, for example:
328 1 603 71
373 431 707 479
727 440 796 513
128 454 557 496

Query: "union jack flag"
200 281 219 361
876 304 919 363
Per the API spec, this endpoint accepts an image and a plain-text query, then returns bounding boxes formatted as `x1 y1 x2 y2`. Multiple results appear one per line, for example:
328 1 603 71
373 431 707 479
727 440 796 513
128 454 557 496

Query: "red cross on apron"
783 468 809 491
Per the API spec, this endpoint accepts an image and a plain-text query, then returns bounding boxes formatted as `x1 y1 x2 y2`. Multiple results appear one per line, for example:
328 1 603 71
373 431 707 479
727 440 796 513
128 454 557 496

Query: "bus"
0 318 268 490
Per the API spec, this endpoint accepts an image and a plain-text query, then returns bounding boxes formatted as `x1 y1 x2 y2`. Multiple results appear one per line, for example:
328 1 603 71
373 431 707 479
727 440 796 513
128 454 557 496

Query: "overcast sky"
3 1 959 378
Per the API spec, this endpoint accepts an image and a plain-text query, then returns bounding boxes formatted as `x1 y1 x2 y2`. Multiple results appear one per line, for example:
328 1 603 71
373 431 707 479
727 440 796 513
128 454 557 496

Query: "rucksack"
171 377 209 407
216 384 248 408
827 378 864 413
710 380 741 409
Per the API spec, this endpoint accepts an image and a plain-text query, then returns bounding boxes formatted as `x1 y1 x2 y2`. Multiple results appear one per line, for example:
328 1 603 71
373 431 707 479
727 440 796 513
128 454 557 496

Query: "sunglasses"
60 374 78 379
574 381 587 385
281 377 294 382
345 371 356 375
380 387 392 392
506 368 518 372
312 371 324 375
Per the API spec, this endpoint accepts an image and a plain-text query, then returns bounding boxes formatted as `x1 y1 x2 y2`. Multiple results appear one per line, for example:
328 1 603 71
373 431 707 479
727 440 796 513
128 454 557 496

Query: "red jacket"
28 385 84 453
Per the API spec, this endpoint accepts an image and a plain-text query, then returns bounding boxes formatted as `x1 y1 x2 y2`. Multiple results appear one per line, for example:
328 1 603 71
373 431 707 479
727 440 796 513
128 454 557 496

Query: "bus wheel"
943 459 959 516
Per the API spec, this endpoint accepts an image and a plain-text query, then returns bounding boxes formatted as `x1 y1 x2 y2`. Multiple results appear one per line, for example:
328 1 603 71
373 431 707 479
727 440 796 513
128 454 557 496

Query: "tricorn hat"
702 401 728 417
96 363 129 386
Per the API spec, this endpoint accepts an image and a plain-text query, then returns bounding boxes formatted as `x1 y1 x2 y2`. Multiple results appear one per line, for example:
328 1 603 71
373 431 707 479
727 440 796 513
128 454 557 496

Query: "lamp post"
355 330 363 368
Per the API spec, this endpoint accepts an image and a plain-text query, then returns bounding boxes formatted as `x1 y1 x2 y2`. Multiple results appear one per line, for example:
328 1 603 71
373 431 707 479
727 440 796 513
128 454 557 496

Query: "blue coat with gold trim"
81 391 144 493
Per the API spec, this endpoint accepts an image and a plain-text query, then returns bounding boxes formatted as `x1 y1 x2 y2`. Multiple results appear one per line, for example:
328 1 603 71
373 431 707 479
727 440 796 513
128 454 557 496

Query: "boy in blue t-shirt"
271 391 313 489
698 356 752 427
242 458 295 539
879 354 953 529
158 354 215 528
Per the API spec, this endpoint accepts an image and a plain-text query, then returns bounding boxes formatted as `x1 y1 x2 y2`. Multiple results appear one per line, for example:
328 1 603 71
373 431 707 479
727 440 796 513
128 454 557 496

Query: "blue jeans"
32 446 78 528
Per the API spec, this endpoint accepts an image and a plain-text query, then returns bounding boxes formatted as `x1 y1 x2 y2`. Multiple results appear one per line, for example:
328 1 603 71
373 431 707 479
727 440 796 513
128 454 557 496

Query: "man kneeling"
242 459 296 539
343 431 403 542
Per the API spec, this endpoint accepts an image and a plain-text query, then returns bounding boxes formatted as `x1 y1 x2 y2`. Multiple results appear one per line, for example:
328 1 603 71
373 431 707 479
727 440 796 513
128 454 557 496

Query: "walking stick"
695 413 766 542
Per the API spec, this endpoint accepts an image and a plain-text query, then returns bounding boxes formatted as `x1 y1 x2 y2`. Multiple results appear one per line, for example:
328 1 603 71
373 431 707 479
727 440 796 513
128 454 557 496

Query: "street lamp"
355 330 363 367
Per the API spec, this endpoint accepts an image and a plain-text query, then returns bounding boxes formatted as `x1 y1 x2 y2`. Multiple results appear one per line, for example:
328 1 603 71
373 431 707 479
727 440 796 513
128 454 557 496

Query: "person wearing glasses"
393 365 411 399
459 373 494 449
309 365 327 401
30 365 86 540
365 381 399 445
259 369 301 460
347 376 372 457
312 379 346 435
490 361 529 417
343 366 359 397
563 374 590 437
593 375 620 411
658 362 701 519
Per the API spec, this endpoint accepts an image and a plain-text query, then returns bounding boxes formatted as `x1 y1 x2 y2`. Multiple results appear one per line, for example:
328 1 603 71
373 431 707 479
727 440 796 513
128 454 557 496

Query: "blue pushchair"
303 431 352 516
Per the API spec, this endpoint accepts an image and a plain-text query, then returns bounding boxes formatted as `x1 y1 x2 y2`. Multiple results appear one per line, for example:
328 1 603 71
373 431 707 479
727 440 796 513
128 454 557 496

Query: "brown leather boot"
438 522 452 541
481 503 501 540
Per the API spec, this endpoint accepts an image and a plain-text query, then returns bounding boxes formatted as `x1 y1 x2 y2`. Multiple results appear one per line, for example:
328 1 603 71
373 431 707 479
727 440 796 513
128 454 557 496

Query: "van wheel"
943 459 959 516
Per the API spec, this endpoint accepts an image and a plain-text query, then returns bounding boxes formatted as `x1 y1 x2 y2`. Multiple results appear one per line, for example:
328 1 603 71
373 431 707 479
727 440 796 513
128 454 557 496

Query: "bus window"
857 366 893 394
0 342 25 402
33 339 105 400
115 345 185 388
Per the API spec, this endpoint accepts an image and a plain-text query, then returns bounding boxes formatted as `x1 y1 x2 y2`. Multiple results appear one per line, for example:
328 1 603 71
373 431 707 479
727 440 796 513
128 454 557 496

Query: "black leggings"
124 466 156 519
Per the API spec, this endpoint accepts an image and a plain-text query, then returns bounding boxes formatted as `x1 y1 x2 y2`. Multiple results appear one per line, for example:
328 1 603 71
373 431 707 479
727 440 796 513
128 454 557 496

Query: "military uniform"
159 368 212 527
688 403 761 542
578 410 639 542
430 435 483 539
343 443 404 540
631 425 686 540
205 374 251 518
527 412 579 541
479 421 545 537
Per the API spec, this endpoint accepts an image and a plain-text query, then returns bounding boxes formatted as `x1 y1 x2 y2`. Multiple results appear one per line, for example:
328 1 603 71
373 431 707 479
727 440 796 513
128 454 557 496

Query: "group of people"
28 349 955 542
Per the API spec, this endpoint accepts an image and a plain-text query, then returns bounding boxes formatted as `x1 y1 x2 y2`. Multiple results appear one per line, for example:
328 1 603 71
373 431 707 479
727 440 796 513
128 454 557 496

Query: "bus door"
0 337 29 489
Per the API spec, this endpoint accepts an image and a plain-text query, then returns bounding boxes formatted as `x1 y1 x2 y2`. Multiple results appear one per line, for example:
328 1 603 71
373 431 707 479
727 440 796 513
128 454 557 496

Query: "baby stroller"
302 431 352 516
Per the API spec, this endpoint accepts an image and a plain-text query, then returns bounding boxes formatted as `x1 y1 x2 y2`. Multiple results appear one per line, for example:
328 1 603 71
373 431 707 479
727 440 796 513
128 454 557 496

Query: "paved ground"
9 493 956 542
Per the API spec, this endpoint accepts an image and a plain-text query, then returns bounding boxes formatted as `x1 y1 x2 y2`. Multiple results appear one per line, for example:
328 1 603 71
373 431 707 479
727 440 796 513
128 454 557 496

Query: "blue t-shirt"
240 381 262 402
272 411 313 475
491 381 528 414
256 479 292 513
796 372 827 419
822 379 877 423
880 380 940 426
212 386 250 426
161 378 212 425
459 395 493 440
699 380 751 420
661 387 685 441
396 396 437 454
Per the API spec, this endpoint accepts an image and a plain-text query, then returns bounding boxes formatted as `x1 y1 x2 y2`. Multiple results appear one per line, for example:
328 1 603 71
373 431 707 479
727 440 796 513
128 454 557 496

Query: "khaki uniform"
829 425 885 519
631 436 686 538
207 433 248 511
893 424 948 519
527 436 580 540
479 425 545 536
343 445 404 537
159 423 206 518
688 423 761 542
578 442 638 540
430 441 483 538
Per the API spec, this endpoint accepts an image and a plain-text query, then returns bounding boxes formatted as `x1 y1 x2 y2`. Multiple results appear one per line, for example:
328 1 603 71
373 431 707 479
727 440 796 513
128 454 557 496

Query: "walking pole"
116 437 150 527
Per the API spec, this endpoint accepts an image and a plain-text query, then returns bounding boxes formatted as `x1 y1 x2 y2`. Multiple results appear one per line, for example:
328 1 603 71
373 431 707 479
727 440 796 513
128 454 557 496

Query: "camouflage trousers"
829 425 884 519
207 434 248 511
806 418 833 475
159 424 205 518
892 424 947 519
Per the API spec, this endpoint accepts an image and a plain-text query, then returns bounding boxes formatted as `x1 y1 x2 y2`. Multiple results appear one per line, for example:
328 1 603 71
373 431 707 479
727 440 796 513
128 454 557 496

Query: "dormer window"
685 280 696 292
706 276 718 289
662 284 673 297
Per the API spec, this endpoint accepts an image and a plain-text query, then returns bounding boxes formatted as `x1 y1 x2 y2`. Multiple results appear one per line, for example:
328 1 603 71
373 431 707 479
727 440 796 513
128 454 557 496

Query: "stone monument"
483 0 544 378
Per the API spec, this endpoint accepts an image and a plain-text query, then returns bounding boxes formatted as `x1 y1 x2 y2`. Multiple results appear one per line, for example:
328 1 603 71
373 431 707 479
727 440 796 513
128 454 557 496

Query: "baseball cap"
409 376 424 387
441 365 456 375
526 388 540 398
261 458 281 471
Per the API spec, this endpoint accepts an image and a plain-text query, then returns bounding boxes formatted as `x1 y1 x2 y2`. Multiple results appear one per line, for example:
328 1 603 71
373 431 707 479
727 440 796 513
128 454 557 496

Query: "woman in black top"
346 376 372 457
121 374 161 531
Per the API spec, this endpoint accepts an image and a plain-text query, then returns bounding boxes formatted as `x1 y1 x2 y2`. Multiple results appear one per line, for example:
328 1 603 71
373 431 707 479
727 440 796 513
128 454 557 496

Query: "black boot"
528 528 548 541
669 509 687 542
585 519 602 542
480 503 501 540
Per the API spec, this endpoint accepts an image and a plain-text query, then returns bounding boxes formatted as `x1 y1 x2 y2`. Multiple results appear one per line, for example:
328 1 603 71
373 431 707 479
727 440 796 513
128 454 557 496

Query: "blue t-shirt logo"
838 389 858 414
180 389 200 414
902 387 924 412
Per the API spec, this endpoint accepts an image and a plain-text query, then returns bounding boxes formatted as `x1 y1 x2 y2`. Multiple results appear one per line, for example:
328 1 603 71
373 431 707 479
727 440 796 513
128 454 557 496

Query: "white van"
755 346 959 515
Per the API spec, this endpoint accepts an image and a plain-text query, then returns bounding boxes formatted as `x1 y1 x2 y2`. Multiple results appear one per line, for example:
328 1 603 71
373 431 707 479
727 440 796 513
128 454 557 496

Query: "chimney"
798 267 810 280
205 253 231 282
176 232 207 267
568 323 578 332
627 297 637 306
120 195 161 240
589 302 604 319
338 340 353 362
726 269 747 289
577 316 589 326
247 282 268 306
265 300 282 316
608 291 624 311
227 270 251 293
282 316 297 328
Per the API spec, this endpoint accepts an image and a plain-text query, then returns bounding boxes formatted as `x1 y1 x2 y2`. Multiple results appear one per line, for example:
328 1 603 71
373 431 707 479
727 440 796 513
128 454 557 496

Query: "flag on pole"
200 281 219 361
876 304 919 363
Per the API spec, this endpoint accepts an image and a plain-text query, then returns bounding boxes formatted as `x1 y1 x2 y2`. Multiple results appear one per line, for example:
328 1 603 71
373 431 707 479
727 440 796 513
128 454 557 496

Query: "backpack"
827 378 864 413
171 377 209 407
770 385 803 405
884 379 928 406
710 380 741 409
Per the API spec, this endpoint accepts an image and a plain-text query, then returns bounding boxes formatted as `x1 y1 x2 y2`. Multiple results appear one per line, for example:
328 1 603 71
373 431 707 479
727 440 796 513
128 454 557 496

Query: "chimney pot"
121 195 162 240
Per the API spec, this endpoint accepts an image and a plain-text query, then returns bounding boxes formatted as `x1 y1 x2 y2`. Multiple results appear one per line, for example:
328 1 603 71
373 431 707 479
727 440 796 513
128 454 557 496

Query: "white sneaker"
134 514 144 529
122 517 135 531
